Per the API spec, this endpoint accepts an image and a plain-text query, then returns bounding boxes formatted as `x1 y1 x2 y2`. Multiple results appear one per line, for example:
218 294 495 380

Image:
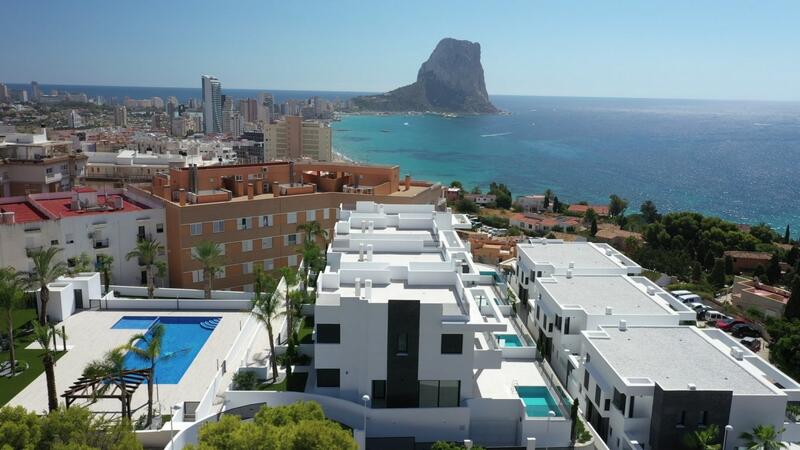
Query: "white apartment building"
529 273 696 386
201 75 222 134
515 239 642 305
576 325 800 450
86 149 210 183
0 187 167 289
312 202 573 448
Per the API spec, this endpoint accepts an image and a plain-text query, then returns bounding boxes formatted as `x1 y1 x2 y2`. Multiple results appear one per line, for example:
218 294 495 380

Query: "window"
287 234 298 246
190 223 203 236
213 220 225 233
613 388 627 413
317 324 340 344
288 254 298 266
316 369 340 388
140 271 147 284
372 380 386 408
261 215 273 228
585 353 591 364
418 380 439 407
595 385 602 406
604 399 610 411
441 334 463 354
192 270 203 282
219 243 225 255
699 410 708 426
242 262 253 274
565 317 571 335
537 271 542 277
677 410 686 427
50 239 59 245
242 240 253 252
397 333 408 355
323 208 330 220
156 223 164 233
306 210 316 221
287 212 297 224
555 315 562 331
261 237 272 249
65 234 74 244
628 396 635 418
237 217 252 230
263 259 274 271
418 380 460 408
218 266 226 278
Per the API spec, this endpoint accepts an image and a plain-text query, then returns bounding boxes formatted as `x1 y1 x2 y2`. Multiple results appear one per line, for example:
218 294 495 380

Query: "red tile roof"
35 195 144 218
0 202 48 224
568 204 610 216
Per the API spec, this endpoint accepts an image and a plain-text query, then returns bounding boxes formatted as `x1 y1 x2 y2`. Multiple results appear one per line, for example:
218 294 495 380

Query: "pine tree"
786 224 792 244
786 275 800 320
710 258 727 289
590 216 598 236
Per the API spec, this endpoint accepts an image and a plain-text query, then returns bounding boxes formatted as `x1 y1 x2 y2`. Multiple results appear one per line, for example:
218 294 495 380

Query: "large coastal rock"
353 38 498 114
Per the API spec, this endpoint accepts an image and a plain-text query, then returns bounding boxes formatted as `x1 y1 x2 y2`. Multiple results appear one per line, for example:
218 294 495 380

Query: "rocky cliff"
353 38 498 114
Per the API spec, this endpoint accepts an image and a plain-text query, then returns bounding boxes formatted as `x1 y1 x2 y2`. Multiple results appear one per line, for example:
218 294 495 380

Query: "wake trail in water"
480 132 512 138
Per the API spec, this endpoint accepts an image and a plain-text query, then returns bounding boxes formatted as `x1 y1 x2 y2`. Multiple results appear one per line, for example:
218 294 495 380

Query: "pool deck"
9 310 250 418
474 359 548 400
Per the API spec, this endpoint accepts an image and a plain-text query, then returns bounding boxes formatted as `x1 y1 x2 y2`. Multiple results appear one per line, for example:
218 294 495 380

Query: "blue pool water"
496 333 523 347
117 316 220 384
112 316 158 329
516 386 563 417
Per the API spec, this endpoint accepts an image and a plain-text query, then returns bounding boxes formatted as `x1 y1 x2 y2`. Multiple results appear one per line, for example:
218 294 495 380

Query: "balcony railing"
44 172 63 184
93 239 110 249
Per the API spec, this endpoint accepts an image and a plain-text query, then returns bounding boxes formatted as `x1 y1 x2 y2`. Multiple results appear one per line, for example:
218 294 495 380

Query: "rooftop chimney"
566 269 573 279
368 220 374 232
254 180 264 195
606 248 613 256
730 346 744 360
354 277 361 297
272 181 280 197
365 279 372 300
404 174 411 191
361 220 366 233
178 188 186 206
367 244 374 262
619 320 627 331
687 383 697 391
359 243 365 261
568 262 575 269
247 182 254 200
605 306 613 315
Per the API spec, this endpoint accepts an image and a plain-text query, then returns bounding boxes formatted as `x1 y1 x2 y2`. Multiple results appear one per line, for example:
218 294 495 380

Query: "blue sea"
334 96 800 235
6 84 799 233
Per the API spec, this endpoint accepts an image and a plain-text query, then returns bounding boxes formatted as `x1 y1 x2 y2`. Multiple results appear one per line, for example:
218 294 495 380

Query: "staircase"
199 318 221 330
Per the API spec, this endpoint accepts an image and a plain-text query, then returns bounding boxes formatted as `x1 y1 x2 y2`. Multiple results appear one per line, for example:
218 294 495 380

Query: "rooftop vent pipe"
365 279 372 300
354 277 361 297
619 320 627 331
605 306 613 315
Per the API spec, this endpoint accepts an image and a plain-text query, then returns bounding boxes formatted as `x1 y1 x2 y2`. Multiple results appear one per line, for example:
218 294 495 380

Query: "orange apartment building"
144 161 442 291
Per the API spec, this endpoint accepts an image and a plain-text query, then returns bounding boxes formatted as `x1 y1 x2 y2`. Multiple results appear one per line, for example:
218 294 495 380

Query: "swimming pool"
516 386 563 417
495 333 523 347
115 316 221 384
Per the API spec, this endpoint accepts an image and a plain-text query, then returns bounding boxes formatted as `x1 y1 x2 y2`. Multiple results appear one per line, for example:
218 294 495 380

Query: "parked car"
731 323 761 338
715 318 746 331
740 337 762 352
671 290 693 299
687 302 705 311
678 294 703 304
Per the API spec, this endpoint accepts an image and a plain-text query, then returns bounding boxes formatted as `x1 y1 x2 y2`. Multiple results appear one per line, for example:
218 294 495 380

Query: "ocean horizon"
5 83 798 234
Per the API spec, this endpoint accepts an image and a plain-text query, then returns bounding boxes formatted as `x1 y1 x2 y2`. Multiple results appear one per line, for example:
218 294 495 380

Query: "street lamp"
545 410 556 450
361 394 370 438
169 405 181 448
722 424 733 450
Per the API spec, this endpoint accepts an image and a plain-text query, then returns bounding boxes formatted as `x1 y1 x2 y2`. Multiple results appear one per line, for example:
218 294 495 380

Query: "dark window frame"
316 324 340 344
316 369 340 388
441 333 463 354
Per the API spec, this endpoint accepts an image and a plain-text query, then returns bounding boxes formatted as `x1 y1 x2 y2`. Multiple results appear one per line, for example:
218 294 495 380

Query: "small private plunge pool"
111 316 221 384
516 386 563 417
495 333 523 347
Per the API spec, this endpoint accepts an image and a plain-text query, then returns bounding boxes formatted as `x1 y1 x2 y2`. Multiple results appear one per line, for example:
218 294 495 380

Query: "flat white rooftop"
345 227 435 238
518 241 637 270
475 360 547 400
541 275 673 316
588 326 778 395
338 281 459 306
340 251 444 264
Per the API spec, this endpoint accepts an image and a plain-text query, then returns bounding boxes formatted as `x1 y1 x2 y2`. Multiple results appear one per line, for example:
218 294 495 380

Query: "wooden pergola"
61 368 152 419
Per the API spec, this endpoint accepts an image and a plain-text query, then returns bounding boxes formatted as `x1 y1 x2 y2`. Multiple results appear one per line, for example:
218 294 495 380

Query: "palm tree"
683 424 720 450
32 322 66 412
83 346 131 418
29 247 68 325
0 267 28 375
96 255 114 295
126 323 165 426
251 268 283 382
740 424 787 450
191 240 224 299
297 220 329 246
126 238 165 299
278 267 300 334
299 240 323 293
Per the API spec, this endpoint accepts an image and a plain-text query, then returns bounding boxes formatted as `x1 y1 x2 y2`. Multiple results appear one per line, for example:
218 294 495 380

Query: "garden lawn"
0 309 66 406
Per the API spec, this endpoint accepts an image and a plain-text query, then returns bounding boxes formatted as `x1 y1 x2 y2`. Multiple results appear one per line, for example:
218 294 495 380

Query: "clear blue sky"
2 0 799 100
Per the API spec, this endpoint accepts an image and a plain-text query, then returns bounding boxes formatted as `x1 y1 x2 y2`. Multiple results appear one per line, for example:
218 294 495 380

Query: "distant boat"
380 129 391 133
403 122 409 126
